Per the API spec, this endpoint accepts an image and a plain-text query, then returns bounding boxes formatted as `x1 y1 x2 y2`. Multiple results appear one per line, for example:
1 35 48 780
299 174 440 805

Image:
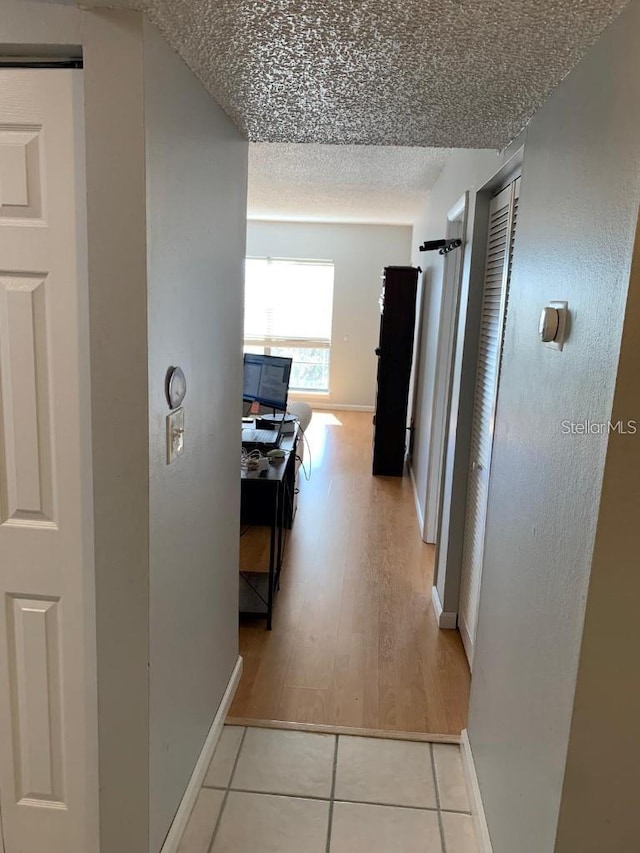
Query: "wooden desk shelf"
239 526 271 574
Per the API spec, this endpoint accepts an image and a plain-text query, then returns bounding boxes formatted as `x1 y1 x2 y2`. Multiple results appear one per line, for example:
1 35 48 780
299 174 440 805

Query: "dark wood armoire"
372 266 419 476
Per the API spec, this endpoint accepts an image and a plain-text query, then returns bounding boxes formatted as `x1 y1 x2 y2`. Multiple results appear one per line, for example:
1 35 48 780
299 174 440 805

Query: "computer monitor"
243 353 293 412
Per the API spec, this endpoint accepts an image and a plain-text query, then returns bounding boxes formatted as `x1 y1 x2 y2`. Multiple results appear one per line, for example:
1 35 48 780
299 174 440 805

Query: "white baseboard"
459 618 475 670
409 464 424 530
431 585 458 630
160 656 243 853
461 730 493 853
309 402 375 412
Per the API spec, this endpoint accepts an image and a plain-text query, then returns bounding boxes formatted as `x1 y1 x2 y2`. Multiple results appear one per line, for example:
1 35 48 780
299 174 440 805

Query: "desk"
239 423 300 629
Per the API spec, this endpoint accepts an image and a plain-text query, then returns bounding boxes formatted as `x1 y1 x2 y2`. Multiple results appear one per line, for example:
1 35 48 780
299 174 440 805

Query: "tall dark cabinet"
372 266 419 476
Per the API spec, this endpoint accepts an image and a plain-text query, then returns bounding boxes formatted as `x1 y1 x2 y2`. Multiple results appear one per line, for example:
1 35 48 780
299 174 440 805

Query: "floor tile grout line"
206 726 248 853
226 726 248 791
326 735 339 853
201 727 247 791
430 743 448 853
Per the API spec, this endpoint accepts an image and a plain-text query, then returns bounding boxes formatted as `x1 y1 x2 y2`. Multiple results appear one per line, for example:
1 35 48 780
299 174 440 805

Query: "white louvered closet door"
458 177 520 667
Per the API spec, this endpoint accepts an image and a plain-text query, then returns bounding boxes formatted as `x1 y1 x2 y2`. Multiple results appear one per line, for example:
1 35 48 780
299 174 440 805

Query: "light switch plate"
166 407 184 464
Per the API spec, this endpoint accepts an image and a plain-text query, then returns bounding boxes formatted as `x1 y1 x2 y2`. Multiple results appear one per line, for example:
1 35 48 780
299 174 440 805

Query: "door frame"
423 193 468 544
432 146 524 629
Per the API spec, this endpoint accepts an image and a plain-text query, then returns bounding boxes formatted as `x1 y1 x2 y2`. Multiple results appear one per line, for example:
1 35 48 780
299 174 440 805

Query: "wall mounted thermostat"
166 407 184 464
539 301 568 351
166 366 187 409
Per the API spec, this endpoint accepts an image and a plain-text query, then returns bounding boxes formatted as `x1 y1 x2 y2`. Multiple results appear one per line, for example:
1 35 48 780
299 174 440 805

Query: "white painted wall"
246 220 412 408
143 20 246 852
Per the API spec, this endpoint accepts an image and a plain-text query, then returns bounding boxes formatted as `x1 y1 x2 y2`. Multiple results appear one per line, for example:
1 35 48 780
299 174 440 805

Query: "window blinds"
244 258 334 346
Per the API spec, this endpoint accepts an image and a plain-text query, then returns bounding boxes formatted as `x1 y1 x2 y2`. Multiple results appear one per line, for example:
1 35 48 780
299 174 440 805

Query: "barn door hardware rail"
419 238 462 255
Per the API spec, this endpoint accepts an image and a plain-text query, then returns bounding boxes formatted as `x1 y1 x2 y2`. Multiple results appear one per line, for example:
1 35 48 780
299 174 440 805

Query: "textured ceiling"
86 0 628 147
248 143 451 223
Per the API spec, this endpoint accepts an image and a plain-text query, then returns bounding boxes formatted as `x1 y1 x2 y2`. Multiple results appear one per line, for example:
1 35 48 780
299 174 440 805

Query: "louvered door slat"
458 177 520 667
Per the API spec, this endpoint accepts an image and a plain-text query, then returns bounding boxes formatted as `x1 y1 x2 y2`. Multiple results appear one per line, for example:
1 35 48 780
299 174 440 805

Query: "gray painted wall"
410 2 640 849
468 4 640 851
144 21 246 851
84 12 152 852
246 220 412 408
554 214 640 852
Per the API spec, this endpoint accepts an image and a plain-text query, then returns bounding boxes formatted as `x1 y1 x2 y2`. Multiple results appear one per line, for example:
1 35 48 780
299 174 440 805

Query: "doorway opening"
235 148 524 735
233 410 470 734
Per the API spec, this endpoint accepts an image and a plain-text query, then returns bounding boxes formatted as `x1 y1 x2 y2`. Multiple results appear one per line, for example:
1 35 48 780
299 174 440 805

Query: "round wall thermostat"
166 366 187 409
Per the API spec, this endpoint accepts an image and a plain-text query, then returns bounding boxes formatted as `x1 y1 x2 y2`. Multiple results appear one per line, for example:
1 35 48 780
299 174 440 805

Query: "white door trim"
447 193 467 223
409 464 424 531
423 193 468 543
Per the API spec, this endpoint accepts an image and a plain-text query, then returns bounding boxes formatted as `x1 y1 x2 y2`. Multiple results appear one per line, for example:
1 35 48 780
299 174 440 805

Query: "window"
244 257 335 392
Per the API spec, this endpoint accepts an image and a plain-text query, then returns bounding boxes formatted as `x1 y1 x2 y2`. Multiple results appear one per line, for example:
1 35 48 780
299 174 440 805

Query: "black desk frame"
240 425 298 629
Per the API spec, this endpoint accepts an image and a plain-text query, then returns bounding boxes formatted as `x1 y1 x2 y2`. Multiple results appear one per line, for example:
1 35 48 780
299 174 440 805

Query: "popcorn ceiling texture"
92 0 629 147
248 143 452 223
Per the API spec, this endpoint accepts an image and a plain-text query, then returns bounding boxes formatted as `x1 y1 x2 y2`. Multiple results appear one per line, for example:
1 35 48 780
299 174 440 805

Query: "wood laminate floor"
230 411 470 734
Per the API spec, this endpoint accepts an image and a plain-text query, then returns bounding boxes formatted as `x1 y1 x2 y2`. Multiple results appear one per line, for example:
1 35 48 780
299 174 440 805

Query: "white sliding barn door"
458 177 520 666
0 71 98 853
424 194 467 544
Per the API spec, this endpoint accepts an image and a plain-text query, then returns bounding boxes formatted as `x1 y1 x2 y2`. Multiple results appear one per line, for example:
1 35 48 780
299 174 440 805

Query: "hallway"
230 411 470 734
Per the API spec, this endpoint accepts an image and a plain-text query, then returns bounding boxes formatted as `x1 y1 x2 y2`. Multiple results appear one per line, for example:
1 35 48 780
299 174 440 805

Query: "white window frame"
244 256 334 393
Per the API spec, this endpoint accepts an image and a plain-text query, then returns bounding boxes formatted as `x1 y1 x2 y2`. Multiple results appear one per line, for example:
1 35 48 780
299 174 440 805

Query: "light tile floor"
178 726 480 853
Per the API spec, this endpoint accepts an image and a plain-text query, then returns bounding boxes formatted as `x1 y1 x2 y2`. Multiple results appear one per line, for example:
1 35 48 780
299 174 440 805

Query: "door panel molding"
0 125 44 223
7 595 65 806
0 273 56 528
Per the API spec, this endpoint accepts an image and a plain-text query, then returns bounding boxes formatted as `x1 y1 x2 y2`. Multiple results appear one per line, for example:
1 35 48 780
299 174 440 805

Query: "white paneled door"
458 177 520 667
0 71 98 852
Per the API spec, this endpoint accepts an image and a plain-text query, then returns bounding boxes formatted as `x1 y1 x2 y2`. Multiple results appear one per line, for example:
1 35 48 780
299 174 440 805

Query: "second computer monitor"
243 353 293 411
